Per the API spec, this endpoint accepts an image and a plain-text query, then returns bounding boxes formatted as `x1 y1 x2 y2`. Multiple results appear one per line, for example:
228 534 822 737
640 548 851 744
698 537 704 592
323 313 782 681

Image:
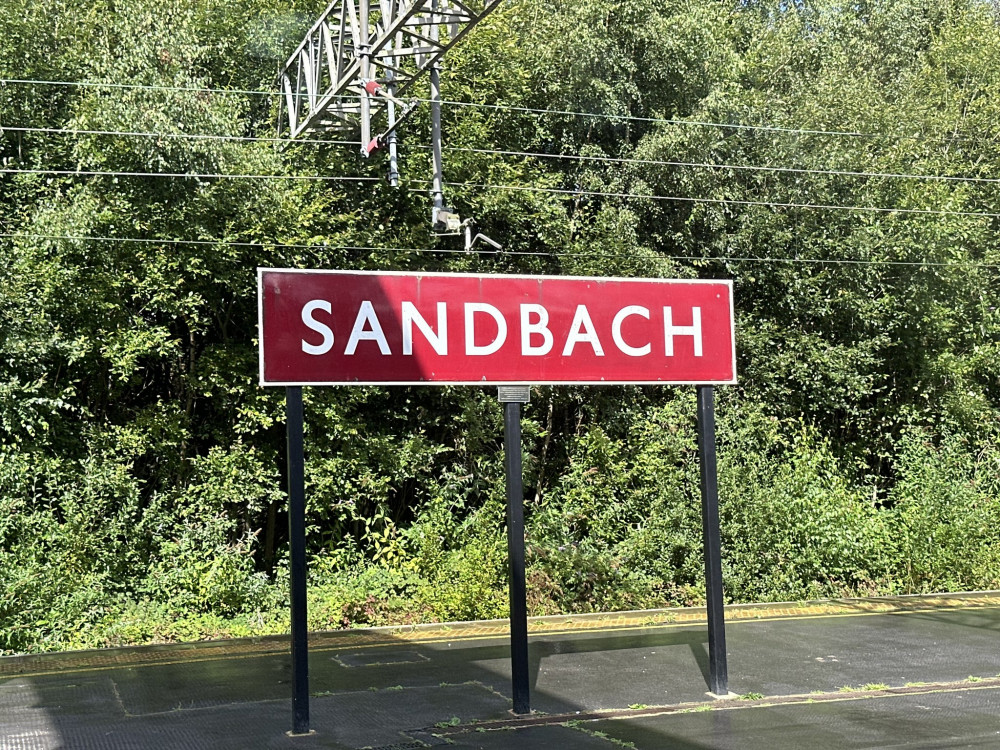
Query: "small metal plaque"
498 385 530 403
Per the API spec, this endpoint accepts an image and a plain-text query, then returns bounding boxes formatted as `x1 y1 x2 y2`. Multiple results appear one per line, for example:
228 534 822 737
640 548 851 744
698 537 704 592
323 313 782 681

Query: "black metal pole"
286 386 311 734
503 401 531 715
696 385 729 696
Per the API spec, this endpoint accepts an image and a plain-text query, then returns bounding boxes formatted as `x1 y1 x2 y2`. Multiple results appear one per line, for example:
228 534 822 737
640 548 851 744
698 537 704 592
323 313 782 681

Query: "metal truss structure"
277 0 503 151
277 0 504 250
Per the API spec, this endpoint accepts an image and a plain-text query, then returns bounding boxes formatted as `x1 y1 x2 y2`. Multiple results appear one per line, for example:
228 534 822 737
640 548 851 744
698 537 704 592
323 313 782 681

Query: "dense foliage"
3 0 1000 654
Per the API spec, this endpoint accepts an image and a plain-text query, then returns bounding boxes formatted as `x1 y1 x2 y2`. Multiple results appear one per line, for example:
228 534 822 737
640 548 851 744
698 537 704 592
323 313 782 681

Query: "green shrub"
80 600 287 649
528 395 706 612
720 420 889 602
884 430 1000 593
0 446 145 653
139 445 284 617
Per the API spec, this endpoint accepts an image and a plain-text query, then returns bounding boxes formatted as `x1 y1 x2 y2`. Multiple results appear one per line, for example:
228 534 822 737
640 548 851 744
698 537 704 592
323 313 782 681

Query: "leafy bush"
139 445 284 618
884 430 1000 593
720 417 890 602
0 443 144 652
527 395 706 613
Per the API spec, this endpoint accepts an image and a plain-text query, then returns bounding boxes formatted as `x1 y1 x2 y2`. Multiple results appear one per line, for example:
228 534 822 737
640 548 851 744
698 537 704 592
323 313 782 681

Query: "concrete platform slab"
582 685 1000 750
2 593 1000 749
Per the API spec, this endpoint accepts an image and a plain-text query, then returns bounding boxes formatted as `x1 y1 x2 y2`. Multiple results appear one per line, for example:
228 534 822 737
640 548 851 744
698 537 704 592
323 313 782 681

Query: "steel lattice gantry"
277 0 503 151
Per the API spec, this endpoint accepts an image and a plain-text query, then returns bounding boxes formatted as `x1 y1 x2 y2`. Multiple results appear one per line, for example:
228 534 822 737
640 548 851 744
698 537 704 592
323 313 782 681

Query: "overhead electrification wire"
2 164 994 217
3 232 999 269
431 181 1000 220
0 232 437 252
0 167 378 182
1 125 357 147
0 231 542 256
432 145 1000 186
4 77 994 145
7 124 1000 188
433 99 1000 147
0 78 274 97
8 127 1000 186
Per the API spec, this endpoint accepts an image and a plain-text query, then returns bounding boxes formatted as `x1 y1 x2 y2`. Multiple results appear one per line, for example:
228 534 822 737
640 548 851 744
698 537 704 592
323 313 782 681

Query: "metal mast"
430 0 445 217
277 0 503 248
277 0 502 149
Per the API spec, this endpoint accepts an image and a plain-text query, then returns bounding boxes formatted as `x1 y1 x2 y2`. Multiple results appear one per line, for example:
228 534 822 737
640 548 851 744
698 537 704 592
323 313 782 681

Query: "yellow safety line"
3 599 999 680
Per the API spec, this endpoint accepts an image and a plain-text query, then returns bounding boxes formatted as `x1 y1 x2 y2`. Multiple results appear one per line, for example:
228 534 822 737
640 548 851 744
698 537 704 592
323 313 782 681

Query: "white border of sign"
258 268 737 387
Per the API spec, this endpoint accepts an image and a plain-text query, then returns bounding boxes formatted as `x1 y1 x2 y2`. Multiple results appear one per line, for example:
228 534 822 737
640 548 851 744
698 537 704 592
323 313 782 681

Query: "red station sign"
258 269 736 386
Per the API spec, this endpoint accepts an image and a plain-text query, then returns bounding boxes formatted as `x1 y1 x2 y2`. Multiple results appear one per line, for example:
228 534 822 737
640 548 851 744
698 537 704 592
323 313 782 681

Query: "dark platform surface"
2 596 999 749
